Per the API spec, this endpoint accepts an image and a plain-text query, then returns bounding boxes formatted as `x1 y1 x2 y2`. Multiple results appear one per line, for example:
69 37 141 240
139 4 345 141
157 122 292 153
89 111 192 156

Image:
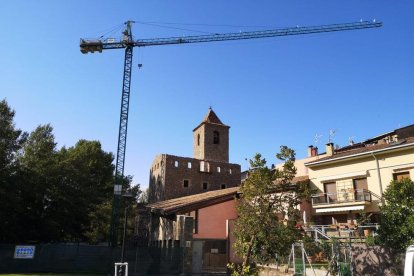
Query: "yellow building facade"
305 126 414 226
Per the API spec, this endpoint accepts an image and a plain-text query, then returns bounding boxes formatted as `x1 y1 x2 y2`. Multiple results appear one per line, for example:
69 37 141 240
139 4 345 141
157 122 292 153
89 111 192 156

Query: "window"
174 161 179 167
200 161 210 172
353 178 368 190
221 184 226 189
217 166 221 173
324 182 337 203
188 162 192 169
193 210 199 234
213 131 220 144
229 168 232 174
394 172 411 181
203 182 208 190
183 180 189 188
197 134 200 146
353 178 368 201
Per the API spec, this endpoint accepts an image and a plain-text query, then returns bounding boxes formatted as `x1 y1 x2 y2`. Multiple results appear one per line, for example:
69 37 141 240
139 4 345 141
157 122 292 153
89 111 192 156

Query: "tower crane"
80 20 382 246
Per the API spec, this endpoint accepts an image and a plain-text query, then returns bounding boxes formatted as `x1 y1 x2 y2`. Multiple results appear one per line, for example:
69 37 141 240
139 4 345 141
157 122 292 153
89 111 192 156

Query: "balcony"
312 189 372 205
311 189 373 213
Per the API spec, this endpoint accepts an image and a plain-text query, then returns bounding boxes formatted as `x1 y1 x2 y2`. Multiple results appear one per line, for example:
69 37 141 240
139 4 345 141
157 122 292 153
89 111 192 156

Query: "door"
192 240 203 274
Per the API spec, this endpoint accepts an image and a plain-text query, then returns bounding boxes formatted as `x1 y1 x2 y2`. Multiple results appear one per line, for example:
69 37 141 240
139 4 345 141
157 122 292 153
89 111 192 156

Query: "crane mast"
110 21 134 247
80 20 382 247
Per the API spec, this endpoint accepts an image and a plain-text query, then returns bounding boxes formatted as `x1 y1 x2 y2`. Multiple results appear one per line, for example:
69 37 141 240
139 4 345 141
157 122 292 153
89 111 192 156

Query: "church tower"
193 108 229 162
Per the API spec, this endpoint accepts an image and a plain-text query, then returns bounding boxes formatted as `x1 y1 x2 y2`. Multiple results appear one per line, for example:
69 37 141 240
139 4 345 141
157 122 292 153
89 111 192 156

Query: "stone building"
148 108 241 203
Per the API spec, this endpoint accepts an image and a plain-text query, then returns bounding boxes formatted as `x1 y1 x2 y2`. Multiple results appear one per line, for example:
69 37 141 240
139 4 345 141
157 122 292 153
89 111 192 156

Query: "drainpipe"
371 152 385 205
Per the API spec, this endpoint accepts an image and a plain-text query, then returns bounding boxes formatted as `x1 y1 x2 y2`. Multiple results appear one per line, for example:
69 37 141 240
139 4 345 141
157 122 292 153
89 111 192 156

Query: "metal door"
192 240 204 273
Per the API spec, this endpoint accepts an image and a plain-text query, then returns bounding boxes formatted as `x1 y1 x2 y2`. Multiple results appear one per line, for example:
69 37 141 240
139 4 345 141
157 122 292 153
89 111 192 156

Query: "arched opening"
213 131 220 144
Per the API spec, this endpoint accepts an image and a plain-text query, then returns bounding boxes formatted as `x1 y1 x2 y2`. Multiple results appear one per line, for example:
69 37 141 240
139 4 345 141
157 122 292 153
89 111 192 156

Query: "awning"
315 205 365 213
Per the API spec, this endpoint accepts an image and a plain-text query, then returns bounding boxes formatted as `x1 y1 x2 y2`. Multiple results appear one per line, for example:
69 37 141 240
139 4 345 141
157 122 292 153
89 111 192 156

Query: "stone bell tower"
193 107 229 162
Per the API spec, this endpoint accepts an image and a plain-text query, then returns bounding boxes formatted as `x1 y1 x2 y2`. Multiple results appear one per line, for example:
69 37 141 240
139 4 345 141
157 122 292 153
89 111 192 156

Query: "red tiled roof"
147 187 240 215
202 107 224 125
147 176 309 216
306 137 414 166
291 175 310 183
193 107 229 131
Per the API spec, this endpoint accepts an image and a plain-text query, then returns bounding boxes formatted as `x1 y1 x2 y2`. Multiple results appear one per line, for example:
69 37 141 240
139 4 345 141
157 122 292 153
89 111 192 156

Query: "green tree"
378 178 414 252
0 99 26 242
232 146 307 275
1 100 142 243
18 124 58 241
53 140 115 242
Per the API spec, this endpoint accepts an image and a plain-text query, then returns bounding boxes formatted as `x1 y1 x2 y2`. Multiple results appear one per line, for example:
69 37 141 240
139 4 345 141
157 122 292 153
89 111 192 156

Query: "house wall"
308 147 414 198
276 153 328 178
193 200 238 240
307 146 414 221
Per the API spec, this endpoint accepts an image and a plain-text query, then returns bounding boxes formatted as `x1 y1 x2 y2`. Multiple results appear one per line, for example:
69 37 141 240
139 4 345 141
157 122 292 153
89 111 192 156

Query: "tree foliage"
0 100 27 241
378 178 414 252
0 99 141 243
232 146 309 274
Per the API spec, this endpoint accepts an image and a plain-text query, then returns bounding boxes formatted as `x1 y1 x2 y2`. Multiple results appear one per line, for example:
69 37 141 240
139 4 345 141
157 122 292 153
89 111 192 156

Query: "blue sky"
1 1 413 189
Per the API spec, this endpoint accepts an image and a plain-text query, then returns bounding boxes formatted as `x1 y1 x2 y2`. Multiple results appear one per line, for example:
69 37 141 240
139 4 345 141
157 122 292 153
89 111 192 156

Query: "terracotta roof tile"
292 175 310 183
147 187 240 215
307 137 414 165
202 107 224 125
193 107 229 131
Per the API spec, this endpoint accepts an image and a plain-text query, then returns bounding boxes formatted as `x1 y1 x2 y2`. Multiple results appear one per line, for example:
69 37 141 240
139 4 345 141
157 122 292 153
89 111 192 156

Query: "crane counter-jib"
80 20 382 53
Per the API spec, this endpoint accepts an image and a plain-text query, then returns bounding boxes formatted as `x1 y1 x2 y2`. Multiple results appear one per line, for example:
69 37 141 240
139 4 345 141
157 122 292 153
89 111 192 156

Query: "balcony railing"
306 223 379 240
311 189 372 205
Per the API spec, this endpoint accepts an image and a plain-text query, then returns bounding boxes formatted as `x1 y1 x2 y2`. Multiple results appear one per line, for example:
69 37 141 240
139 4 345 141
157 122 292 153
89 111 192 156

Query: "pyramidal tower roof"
202 107 223 124
193 107 229 131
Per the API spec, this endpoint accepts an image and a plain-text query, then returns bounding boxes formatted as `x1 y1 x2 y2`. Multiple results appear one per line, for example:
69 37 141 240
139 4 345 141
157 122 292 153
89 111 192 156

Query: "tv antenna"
328 129 336 143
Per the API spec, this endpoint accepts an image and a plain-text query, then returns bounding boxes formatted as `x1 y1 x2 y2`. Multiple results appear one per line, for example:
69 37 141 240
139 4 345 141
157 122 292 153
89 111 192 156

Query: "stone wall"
193 122 230 162
352 244 403 276
149 154 241 202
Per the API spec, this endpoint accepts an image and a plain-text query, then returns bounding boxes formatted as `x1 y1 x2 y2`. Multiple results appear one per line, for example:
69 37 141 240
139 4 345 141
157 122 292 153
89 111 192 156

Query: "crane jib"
80 20 382 52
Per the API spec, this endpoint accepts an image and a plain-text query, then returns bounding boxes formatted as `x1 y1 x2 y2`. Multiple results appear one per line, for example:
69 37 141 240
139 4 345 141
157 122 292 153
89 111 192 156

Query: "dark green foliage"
378 178 414 252
0 99 27 242
0 99 141 243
